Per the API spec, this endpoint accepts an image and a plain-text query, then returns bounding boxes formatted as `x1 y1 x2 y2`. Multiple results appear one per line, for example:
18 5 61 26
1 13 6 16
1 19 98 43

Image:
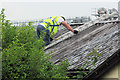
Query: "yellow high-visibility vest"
39 16 61 36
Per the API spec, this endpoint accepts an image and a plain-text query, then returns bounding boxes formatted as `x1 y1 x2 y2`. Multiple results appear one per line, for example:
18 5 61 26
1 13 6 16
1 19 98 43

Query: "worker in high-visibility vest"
36 16 78 46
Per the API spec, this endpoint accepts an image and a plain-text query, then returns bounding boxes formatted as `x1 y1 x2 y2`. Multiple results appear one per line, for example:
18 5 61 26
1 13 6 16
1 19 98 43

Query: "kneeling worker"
36 16 78 46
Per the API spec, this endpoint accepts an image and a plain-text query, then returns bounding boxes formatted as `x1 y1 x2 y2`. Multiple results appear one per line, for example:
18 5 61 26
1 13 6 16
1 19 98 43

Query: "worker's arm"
61 21 78 34
61 21 74 32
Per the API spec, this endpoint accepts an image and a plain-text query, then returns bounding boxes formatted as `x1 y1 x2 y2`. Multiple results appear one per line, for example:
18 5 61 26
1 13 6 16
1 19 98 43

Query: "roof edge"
83 49 120 80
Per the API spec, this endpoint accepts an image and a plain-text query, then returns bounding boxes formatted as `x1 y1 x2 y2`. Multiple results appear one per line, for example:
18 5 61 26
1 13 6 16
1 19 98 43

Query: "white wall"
100 62 120 79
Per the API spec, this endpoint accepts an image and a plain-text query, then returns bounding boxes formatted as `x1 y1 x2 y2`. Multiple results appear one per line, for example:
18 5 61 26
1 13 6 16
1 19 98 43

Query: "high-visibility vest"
39 16 61 36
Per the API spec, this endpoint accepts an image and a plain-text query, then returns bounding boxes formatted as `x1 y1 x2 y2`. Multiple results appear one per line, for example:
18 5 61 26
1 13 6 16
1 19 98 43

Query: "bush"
1 8 69 79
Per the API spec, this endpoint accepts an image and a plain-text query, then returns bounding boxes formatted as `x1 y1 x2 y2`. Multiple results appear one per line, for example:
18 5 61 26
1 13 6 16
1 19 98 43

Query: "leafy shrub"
1 8 69 79
0 11 2 80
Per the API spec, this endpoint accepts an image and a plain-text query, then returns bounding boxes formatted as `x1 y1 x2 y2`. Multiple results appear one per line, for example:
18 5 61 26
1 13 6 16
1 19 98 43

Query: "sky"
0 0 120 21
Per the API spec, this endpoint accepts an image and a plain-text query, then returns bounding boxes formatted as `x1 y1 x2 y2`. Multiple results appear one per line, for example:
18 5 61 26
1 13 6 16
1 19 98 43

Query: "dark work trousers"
36 25 50 46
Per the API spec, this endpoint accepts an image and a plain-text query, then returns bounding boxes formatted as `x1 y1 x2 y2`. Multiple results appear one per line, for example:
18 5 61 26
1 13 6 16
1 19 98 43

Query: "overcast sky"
0 0 120 21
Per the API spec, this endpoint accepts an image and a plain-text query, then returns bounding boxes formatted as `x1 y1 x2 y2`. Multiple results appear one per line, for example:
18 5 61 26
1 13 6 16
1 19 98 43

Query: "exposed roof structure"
45 12 120 79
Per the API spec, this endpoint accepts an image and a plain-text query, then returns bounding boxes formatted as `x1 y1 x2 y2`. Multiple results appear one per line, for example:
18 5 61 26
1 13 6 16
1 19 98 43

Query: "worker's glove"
50 37 53 41
73 30 78 34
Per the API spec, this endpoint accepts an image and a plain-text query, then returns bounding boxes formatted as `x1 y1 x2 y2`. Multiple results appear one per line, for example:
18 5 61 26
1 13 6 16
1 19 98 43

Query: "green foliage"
28 21 34 26
1 8 69 79
87 48 101 57
76 71 88 79
2 9 17 49
0 9 2 75
87 48 101 66
0 10 2 50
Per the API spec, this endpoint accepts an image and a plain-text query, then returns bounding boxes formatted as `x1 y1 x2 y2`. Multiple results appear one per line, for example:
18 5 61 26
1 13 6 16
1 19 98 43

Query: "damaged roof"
45 12 120 79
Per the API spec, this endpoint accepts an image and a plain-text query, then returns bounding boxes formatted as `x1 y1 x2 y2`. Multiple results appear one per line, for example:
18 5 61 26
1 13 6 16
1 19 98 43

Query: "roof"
45 20 119 68
45 12 120 79
83 49 120 80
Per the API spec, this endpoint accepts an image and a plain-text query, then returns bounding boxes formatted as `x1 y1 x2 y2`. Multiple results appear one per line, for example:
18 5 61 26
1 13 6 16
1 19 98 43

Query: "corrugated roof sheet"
45 12 120 71
45 21 119 70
